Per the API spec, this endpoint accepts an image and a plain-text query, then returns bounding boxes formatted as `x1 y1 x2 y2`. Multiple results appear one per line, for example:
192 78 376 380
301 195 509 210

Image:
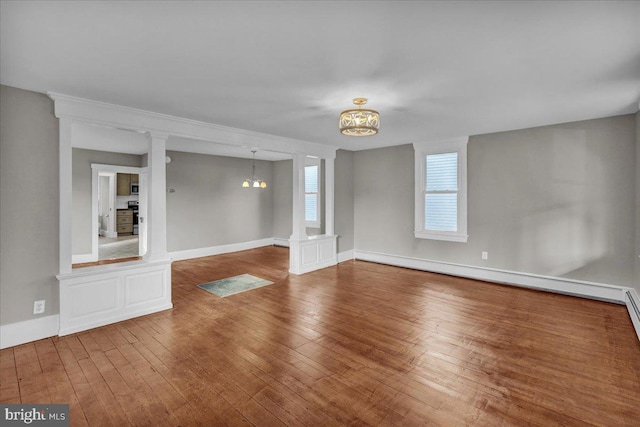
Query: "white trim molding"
48 92 337 159
273 238 290 247
625 289 640 342
169 238 276 261
337 249 355 263
354 250 627 303
0 315 60 349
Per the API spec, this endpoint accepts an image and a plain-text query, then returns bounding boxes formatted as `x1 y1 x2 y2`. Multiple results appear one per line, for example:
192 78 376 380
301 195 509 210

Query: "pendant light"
242 150 267 189
339 97 380 136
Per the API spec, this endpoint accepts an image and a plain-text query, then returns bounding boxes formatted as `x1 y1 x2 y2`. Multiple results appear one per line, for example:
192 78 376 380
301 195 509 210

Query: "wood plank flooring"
2 246 640 426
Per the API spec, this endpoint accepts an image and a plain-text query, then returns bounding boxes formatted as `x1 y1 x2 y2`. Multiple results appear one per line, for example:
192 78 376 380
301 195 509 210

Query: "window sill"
414 230 468 243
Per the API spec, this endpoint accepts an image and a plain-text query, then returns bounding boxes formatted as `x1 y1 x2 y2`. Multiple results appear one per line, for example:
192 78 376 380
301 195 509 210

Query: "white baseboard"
625 288 640 342
337 249 354 263
72 253 97 264
354 250 627 304
273 238 290 247
0 315 60 349
169 238 275 261
58 303 173 336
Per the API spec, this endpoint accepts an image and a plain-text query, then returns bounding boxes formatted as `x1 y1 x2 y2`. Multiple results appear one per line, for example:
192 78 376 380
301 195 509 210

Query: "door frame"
89 163 147 262
98 171 117 238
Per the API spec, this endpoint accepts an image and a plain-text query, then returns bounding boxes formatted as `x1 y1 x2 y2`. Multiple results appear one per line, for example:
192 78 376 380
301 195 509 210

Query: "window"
304 157 321 228
413 137 468 242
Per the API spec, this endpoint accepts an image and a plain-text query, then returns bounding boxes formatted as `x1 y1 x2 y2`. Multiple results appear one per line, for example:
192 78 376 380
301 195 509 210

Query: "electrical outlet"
33 300 45 315
481 251 489 260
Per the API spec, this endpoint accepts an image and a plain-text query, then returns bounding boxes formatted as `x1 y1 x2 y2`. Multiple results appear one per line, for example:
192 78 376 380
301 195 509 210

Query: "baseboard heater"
625 290 640 342
627 290 640 318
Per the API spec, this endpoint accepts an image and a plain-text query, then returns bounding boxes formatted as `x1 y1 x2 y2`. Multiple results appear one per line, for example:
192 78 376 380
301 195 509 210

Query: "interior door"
138 171 148 256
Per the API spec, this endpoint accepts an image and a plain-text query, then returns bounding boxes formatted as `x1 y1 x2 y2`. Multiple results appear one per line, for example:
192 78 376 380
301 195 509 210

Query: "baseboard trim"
337 249 354 263
625 289 640 342
0 315 60 349
289 258 338 275
354 250 627 304
72 253 97 264
273 238 290 247
58 303 173 337
169 238 275 261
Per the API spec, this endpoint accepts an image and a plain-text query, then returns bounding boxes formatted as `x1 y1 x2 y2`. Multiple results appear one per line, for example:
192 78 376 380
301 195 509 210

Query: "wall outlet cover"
33 300 45 315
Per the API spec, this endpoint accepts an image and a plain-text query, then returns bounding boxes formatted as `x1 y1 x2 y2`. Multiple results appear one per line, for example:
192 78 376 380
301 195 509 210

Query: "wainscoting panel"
302 244 319 267
125 270 166 307
57 259 172 336
289 235 337 274
70 277 119 318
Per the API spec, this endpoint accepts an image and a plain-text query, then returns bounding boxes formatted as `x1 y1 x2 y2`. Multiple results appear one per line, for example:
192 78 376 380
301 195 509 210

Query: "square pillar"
144 131 169 262
59 118 73 274
324 156 335 236
289 153 337 275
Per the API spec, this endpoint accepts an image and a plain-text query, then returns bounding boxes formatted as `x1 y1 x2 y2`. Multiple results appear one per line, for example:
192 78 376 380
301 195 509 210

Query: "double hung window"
413 138 468 242
304 157 321 228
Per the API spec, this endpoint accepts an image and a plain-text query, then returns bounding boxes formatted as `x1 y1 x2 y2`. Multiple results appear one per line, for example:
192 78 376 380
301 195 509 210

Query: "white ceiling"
1 1 639 154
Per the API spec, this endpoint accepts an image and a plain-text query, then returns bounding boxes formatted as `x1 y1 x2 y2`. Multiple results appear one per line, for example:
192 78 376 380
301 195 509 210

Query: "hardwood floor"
2 246 640 426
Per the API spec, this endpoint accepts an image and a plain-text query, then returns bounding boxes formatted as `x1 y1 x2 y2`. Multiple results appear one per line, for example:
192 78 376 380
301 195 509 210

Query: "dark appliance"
128 200 139 235
130 183 139 195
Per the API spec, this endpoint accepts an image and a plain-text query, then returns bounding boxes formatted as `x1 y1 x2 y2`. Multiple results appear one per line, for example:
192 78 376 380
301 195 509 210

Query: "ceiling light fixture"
339 97 380 136
242 150 267 189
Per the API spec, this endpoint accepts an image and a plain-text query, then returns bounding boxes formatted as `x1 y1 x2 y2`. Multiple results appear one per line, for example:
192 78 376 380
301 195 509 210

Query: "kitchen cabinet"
116 209 133 235
117 173 130 196
116 173 139 195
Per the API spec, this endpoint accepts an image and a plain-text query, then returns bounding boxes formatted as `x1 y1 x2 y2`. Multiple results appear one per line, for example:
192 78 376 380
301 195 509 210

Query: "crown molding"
47 92 337 159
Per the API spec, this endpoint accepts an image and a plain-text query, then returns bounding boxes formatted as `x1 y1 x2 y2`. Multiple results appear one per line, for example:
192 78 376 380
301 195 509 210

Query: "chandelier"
242 150 267 188
339 97 380 136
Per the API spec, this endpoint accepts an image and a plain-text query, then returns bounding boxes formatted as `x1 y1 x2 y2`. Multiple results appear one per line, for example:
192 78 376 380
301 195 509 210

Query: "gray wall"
272 159 293 240
166 150 274 252
636 111 640 293
354 115 637 287
335 150 355 253
72 148 142 255
1 85 59 324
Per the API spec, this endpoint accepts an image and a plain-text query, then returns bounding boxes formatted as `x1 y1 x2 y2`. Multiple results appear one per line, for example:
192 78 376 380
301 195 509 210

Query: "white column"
290 153 308 240
59 118 73 274
144 131 169 261
324 156 335 236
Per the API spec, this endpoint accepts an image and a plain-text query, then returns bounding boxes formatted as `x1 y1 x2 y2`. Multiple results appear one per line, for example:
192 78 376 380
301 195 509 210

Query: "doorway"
73 164 147 268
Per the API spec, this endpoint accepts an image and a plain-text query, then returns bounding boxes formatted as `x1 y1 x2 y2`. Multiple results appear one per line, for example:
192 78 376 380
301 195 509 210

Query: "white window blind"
304 164 319 225
425 152 458 231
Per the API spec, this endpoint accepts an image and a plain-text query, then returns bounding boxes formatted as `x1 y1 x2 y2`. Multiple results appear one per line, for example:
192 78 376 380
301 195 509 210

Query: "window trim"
413 137 468 242
304 156 321 228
